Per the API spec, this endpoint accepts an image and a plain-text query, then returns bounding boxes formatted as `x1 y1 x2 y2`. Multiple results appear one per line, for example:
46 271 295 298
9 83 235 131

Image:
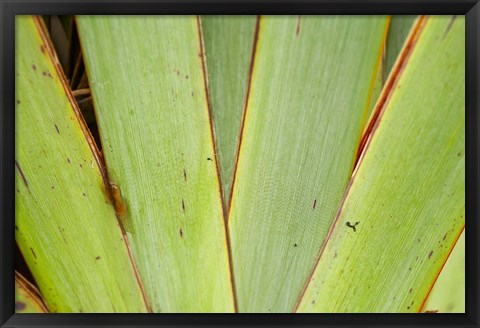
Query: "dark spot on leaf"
67 158 71 164
191 92 194 97
311 300 315 304
443 233 447 241
32 64 37 70
54 124 60 134
95 256 100 260
407 306 410 310
30 247 37 259
181 199 185 213
296 15 301 36
312 199 317 209
82 193 86 196
16 100 21 104
15 225 18 231
428 251 433 259
185 75 189 79
15 160 29 191
15 301 26 311
294 244 298 247
346 221 360 232
80 164 83 168
51 185 55 189
179 228 183 238
409 288 412 293
207 157 213 161
457 152 461 157
183 169 187 182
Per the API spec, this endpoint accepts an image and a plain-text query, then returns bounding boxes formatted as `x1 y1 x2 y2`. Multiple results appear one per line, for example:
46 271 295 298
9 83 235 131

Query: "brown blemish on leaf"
40 44 46 53
109 182 127 218
16 100 21 104
296 15 301 36
179 228 183 238
15 160 30 191
29 247 37 259
312 199 317 209
67 158 71 164
82 192 86 196
457 152 461 157
443 16 457 39
183 169 187 182
428 251 433 259
15 301 26 311
54 124 60 134
32 64 37 70
294 243 298 247
181 199 185 213
442 233 447 241
95 256 101 260
207 157 213 161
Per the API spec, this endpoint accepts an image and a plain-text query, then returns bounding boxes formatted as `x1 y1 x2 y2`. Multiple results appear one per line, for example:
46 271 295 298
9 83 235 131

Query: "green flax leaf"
15 16 149 313
296 16 464 313
201 16 257 205
76 16 235 313
228 15 389 312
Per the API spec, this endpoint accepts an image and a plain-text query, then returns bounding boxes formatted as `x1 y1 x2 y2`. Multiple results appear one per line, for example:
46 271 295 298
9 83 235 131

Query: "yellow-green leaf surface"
15 272 48 313
15 16 149 313
297 16 464 313
422 229 465 313
228 16 389 313
201 16 257 205
77 16 234 313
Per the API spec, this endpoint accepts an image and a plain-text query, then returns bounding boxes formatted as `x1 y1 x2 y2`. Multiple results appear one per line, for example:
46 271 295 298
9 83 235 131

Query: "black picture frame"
1 1 478 327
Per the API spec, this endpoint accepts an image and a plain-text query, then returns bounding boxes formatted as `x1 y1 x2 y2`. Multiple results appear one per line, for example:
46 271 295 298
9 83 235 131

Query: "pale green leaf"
228 16 389 313
422 229 465 313
297 16 464 313
15 16 149 313
201 16 257 205
76 16 235 313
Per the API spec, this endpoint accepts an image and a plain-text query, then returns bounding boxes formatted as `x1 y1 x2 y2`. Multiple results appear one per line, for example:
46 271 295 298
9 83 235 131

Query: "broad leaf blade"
77 16 235 313
297 16 464 313
15 16 149 313
228 16 389 312
201 16 257 205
